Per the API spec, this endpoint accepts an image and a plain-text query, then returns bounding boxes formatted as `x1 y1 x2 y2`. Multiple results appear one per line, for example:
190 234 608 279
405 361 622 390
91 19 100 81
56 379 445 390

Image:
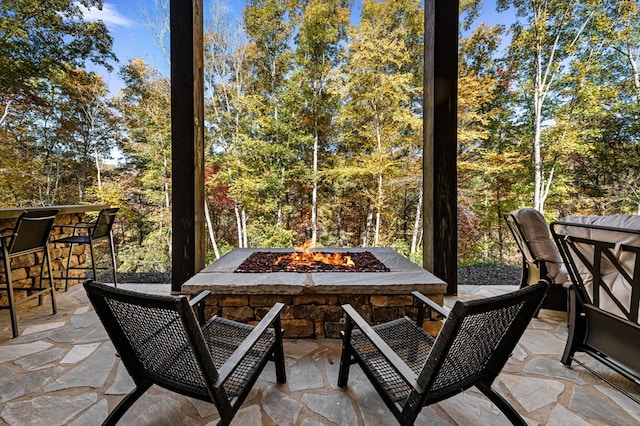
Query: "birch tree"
499 0 597 212
292 0 350 246
339 0 422 247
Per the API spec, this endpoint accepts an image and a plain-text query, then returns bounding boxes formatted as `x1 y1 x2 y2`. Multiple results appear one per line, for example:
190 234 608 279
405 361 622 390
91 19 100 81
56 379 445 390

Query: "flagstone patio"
0 283 639 425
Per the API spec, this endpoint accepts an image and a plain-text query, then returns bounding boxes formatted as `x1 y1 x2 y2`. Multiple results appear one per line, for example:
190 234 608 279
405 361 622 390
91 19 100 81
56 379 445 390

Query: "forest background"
1 0 639 273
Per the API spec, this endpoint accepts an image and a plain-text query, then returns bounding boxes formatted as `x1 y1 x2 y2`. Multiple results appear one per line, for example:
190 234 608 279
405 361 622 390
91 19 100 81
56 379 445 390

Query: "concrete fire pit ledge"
182 248 446 338
182 247 446 296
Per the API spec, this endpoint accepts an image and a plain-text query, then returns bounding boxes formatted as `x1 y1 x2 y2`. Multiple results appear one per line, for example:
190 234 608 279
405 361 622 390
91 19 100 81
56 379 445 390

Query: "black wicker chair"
0 209 59 338
84 280 286 426
338 282 549 426
55 207 119 290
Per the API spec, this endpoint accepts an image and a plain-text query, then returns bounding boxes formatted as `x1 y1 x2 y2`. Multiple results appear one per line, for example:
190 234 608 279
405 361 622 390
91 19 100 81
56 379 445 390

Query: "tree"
55 67 120 200
237 0 297 244
499 0 597 212
0 0 115 124
292 0 350 246
112 58 172 271
203 1 252 248
338 0 423 247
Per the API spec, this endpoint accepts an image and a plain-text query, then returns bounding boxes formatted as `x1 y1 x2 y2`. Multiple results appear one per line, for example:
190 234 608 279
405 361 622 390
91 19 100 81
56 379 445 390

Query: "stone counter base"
202 292 445 338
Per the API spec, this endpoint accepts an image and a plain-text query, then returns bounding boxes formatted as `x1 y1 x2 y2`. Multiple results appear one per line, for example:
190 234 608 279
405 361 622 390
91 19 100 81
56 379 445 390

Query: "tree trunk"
0 101 12 125
95 151 102 191
241 208 248 248
363 208 373 247
311 120 319 247
411 184 423 255
374 113 383 247
234 201 243 248
374 173 383 247
533 32 544 212
205 199 220 260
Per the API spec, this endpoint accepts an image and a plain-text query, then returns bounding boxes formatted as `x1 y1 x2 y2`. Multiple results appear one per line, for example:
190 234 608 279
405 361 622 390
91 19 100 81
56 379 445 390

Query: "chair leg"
44 247 57 314
37 255 45 306
89 240 97 282
273 317 286 383
4 256 19 338
561 287 584 366
64 243 74 292
337 318 355 387
103 382 152 426
108 232 118 287
476 382 527 426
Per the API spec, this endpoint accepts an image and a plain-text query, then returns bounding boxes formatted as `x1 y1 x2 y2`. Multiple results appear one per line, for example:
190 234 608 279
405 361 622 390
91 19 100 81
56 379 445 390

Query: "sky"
82 0 509 95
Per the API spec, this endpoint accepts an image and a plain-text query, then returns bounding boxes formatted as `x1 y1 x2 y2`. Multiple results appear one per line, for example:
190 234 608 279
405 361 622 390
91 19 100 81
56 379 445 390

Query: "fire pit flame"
233 246 390 273
274 250 355 268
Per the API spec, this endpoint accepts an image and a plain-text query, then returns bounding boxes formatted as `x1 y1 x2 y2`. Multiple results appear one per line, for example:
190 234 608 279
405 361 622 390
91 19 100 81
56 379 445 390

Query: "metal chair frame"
55 207 119 290
338 282 549 426
0 209 59 337
84 280 286 426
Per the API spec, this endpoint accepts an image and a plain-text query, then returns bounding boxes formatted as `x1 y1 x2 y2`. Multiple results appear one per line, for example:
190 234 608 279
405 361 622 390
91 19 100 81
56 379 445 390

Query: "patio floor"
1 283 639 425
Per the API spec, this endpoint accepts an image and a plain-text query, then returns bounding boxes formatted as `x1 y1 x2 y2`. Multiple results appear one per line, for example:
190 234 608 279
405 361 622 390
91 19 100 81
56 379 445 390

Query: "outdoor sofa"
551 214 640 402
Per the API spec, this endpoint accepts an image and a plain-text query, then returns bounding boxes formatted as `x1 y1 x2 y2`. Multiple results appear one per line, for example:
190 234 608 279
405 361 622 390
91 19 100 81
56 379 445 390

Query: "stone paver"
0 283 639 425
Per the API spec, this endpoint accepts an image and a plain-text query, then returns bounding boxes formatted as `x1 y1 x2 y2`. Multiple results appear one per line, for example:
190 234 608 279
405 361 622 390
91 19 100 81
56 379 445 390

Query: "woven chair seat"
351 317 433 402
203 317 276 398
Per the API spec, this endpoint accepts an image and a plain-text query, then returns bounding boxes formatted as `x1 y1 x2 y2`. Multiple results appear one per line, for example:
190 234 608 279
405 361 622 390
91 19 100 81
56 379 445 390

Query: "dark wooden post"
423 0 458 294
170 0 205 293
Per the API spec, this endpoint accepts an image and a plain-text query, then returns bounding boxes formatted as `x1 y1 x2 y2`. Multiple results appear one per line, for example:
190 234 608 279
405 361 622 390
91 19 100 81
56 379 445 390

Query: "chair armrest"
0 230 15 247
189 290 211 325
341 304 421 393
412 291 450 319
215 302 285 387
54 223 93 229
53 223 94 237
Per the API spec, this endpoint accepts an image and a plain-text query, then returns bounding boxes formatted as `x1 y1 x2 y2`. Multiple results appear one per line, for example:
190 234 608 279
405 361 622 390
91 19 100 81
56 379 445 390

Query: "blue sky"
83 1 509 94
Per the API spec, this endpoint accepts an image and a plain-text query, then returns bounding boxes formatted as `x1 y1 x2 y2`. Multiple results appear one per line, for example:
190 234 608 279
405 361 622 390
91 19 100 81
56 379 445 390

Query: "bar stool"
54 207 119 291
0 209 59 338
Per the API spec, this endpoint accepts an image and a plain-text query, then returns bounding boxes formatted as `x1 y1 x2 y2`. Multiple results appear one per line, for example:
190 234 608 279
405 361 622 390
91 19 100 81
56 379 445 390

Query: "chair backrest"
7 209 59 256
91 207 119 240
84 280 219 398
551 215 640 323
506 208 567 283
417 281 548 404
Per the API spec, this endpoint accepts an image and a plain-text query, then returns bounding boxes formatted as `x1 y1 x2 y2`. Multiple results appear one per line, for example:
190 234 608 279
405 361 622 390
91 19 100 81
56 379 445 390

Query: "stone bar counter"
0 205 108 296
182 248 447 339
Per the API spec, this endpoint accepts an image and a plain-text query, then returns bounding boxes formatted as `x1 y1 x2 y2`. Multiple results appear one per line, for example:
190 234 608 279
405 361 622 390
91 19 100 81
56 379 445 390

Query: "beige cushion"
556 215 640 321
512 208 569 284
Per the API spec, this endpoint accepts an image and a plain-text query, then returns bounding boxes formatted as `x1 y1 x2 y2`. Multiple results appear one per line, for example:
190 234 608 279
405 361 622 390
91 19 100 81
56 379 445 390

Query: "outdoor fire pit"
182 247 446 338
234 250 390 273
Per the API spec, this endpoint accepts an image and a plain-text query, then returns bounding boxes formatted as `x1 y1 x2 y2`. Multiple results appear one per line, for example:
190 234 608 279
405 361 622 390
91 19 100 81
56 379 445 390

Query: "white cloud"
79 2 133 28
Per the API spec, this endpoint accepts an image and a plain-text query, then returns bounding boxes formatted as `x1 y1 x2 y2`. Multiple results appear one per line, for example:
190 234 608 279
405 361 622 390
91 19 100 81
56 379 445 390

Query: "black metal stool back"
55 207 119 290
0 209 59 337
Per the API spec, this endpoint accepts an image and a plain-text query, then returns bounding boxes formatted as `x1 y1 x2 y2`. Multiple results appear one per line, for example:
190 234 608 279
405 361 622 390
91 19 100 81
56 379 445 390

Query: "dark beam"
424 0 458 294
170 0 205 293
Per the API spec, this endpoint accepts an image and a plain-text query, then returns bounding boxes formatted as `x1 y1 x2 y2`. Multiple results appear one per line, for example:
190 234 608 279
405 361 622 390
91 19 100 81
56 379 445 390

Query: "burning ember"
234 249 390 273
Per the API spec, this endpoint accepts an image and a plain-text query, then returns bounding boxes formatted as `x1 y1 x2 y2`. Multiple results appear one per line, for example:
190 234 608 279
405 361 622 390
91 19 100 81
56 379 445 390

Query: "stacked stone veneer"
184 248 448 339
0 212 88 306
203 292 445 338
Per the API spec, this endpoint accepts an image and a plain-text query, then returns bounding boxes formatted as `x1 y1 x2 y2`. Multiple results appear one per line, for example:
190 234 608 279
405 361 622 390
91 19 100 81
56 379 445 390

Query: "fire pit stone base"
182 248 447 338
